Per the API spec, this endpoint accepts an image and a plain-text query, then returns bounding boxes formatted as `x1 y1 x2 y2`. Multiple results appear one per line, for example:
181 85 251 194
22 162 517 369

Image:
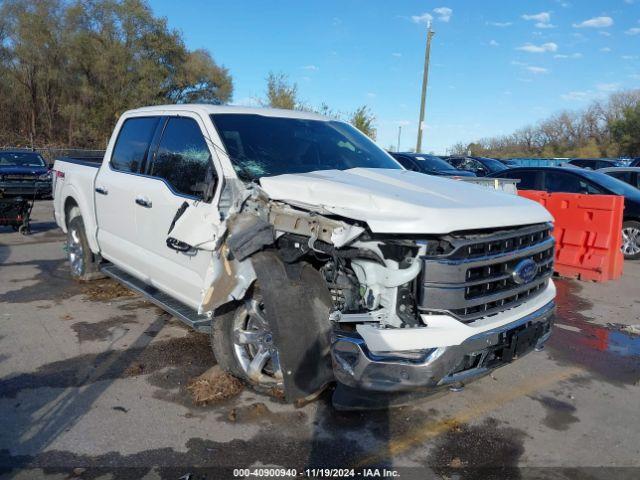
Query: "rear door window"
543 171 601 194
498 170 538 190
607 171 633 185
150 117 216 200
111 117 160 173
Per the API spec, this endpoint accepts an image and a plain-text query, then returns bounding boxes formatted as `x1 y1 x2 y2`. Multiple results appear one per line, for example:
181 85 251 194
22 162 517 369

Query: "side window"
395 156 419 172
111 117 160 173
150 117 216 200
500 171 537 190
608 171 632 185
544 172 585 193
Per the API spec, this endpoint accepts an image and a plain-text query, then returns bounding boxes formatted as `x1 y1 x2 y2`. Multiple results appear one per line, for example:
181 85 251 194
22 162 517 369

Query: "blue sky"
149 0 640 153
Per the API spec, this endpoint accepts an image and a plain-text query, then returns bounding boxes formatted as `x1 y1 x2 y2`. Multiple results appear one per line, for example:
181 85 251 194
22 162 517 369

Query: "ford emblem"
511 259 538 285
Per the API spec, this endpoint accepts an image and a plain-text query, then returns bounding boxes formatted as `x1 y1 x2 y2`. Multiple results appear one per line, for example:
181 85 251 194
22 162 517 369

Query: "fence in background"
507 158 569 167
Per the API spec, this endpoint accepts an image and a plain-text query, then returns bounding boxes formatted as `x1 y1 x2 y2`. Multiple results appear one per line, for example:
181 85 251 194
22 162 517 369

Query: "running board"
100 264 211 334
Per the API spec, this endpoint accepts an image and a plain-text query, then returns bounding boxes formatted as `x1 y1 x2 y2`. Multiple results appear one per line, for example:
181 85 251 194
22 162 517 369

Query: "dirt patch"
187 366 243 405
81 279 136 302
70 314 138 342
425 417 527 478
224 402 306 426
530 395 580 431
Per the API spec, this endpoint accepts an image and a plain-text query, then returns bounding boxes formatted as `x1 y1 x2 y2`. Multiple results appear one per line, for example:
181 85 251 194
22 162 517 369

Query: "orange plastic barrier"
518 191 624 282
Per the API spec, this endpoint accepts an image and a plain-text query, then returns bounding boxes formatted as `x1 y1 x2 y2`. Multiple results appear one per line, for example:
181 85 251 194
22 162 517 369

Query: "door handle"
135 196 152 208
95 186 108 195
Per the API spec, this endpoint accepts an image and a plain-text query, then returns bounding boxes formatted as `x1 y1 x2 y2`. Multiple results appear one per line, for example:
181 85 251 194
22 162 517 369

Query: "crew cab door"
133 114 222 309
95 116 161 278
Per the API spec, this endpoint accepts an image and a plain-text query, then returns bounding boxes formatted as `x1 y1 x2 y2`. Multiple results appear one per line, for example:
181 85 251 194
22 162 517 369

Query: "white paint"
357 281 556 352
260 168 552 234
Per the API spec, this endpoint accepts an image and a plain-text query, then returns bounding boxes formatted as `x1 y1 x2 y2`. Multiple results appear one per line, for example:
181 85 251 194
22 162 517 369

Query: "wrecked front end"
173 178 556 409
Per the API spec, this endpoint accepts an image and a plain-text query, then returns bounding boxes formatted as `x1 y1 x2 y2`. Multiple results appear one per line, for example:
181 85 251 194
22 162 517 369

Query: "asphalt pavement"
1 201 639 479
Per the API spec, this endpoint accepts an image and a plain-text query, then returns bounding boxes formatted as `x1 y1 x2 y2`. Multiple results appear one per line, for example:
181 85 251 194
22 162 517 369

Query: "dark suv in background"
492 166 640 260
445 156 509 177
0 150 52 198
389 152 476 177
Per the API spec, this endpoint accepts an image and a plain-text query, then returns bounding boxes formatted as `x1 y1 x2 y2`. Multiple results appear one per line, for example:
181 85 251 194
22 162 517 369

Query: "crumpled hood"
259 168 552 234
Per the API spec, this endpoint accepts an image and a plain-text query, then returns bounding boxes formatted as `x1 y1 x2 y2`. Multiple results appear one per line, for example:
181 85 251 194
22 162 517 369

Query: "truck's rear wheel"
211 289 283 389
66 215 103 281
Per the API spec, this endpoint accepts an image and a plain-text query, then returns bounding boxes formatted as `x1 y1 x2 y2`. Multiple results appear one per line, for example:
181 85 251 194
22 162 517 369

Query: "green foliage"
0 0 233 148
264 72 299 110
611 104 640 156
349 105 376 140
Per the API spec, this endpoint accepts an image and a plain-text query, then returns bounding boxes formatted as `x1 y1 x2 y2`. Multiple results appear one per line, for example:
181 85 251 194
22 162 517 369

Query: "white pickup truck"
53 105 555 409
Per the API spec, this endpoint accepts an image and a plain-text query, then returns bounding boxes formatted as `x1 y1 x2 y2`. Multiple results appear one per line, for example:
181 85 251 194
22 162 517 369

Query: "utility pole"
397 126 402 152
416 22 435 153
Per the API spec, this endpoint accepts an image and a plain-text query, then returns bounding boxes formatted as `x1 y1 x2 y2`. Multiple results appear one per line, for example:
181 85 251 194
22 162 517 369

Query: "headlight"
38 171 53 181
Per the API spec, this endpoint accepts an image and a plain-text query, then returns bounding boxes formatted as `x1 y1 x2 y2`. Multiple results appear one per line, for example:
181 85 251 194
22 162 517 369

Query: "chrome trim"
331 300 555 392
418 223 555 322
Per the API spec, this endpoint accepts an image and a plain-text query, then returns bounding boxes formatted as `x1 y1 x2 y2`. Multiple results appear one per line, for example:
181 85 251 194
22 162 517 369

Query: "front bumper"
331 299 554 393
0 181 52 197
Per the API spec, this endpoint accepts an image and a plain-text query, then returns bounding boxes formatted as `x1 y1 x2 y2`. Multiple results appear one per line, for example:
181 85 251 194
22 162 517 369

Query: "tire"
210 287 284 391
210 253 334 402
621 220 640 260
66 215 103 281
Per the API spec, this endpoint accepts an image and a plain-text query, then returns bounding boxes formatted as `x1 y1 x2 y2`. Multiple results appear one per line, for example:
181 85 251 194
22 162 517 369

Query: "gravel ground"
0 201 639 479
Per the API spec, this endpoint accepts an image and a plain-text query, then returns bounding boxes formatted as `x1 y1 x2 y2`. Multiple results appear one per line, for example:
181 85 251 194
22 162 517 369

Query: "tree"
349 105 376 140
611 104 640 156
264 72 298 110
449 89 640 158
0 0 233 148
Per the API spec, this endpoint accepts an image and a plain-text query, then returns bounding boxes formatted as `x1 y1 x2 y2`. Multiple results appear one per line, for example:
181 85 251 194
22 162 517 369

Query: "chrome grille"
418 223 554 323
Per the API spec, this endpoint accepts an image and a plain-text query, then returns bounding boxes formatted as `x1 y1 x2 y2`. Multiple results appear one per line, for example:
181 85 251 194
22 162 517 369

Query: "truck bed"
52 156 102 252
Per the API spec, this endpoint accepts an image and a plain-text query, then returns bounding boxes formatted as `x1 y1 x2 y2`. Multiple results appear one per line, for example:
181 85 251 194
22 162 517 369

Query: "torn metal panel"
268 204 364 247
200 245 257 314
167 200 222 251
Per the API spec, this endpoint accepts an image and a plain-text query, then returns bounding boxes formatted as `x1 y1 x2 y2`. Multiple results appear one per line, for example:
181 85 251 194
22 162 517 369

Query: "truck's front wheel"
66 215 102 281
211 289 283 390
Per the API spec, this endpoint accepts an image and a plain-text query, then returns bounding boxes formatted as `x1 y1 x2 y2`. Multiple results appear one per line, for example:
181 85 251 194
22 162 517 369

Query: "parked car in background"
567 158 625 170
500 159 520 167
598 167 640 190
389 152 476 177
492 166 640 260
629 158 640 168
0 150 52 198
445 156 509 177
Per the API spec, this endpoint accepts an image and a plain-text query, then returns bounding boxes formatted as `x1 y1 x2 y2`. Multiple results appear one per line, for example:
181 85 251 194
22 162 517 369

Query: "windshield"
581 169 640 198
210 114 401 180
0 152 46 167
478 157 508 172
411 154 455 172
